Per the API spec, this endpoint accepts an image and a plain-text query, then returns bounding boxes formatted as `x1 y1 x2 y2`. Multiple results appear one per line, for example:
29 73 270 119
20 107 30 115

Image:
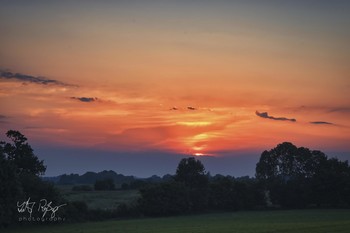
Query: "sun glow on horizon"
194 152 204 157
176 121 212 127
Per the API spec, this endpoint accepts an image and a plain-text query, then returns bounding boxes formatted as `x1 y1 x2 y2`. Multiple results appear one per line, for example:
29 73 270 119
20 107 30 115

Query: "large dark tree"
0 146 22 227
174 157 209 211
311 158 350 206
175 157 207 185
138 157 210 216
0 130 60 227
256 142 327 181
256 142 350 208
3 130 46 176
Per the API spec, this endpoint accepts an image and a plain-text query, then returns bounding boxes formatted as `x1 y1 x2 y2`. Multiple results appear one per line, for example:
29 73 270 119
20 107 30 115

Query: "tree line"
52 169 173 191
57 170 135 185
139 142 350 216
1 130 350 227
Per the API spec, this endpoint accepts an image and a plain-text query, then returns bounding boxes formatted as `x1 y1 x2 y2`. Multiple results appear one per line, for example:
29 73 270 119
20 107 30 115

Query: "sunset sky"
1 1 349 177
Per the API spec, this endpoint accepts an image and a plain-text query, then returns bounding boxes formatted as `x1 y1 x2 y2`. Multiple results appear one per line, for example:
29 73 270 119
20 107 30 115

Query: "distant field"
57 185 140 209
5 209 350 233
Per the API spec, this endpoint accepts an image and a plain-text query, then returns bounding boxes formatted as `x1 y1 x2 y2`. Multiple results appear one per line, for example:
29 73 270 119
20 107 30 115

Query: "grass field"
5 209 350 233
56 185 140 209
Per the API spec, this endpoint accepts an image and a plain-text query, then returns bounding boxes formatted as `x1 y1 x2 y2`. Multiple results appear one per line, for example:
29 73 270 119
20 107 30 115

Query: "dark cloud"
169 106 198 111
0 70 75 86
255 111 296 122
310 121 333 125
71 97 98 102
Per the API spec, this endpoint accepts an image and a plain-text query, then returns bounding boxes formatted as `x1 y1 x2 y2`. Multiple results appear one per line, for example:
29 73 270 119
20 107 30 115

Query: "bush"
63 201 89 222
138 182 189 216
94 178 115 191
72 185 93 191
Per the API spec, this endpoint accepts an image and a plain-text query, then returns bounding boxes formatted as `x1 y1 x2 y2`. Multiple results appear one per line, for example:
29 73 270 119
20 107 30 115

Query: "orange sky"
1 1 350 159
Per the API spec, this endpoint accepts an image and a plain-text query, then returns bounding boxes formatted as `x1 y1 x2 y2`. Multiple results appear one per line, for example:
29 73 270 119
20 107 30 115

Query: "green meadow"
5 209 350 233
59 186 140 210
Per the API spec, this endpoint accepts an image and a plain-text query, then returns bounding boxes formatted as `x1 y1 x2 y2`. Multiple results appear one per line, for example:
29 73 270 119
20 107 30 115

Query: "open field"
5 209 350 233
57 185 140 209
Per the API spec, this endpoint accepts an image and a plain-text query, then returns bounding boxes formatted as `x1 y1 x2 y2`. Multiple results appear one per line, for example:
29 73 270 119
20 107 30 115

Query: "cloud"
169 106 198 111
294 105 350 114
95 116 236 152
255 111 296 122
0 70 75 86
25 126 69 133
310 121 333 125
0 114 9 124
327 107 350 114
70 97 98 102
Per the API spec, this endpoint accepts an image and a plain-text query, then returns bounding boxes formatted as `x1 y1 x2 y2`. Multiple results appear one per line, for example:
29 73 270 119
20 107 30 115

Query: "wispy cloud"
293 105 350 114
0 70 75 87
327 107 350 114
25 126 69 133
255 111 296 122
98 119 231 152
310 121 333 125
70 97 98 103
0 114 9 124
169 106 199 111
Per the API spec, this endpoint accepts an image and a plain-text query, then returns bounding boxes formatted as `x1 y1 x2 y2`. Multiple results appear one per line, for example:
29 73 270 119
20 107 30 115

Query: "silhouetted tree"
138 157 209 216
175 157 207 185
2 130 46 176
0 130 62 227
0 146 22 227
311 158 350 207
256 142 327 181
174 157 209 211
256 142 350 208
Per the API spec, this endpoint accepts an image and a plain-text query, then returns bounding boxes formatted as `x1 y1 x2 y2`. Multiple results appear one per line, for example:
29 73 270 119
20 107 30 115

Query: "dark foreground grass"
5 209 350 233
